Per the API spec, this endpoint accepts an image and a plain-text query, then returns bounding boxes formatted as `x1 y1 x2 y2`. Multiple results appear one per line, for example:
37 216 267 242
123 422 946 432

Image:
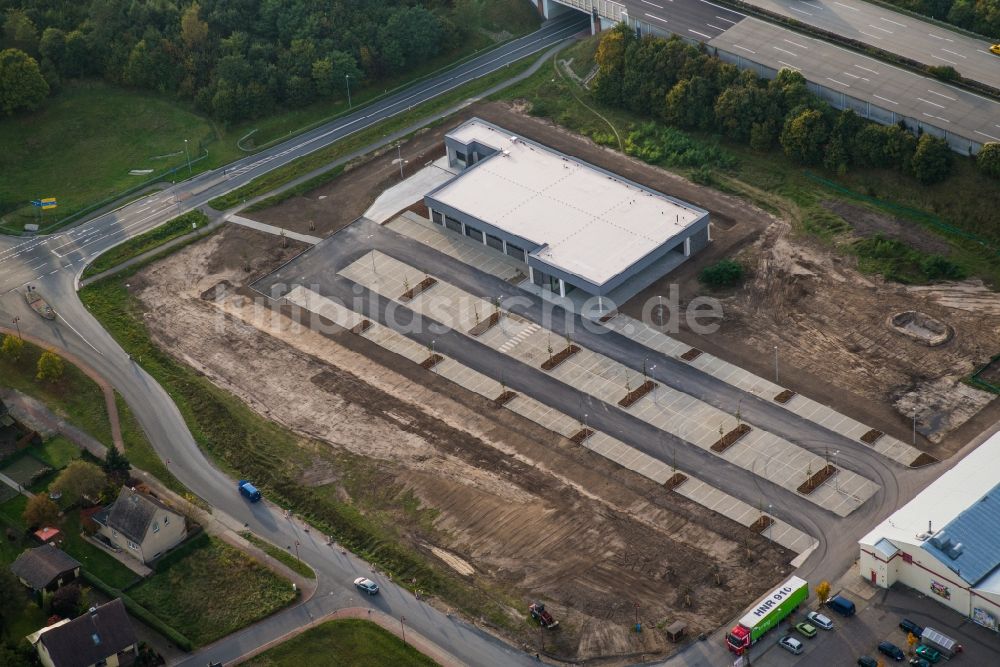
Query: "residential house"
93 486 186 564
29 598 138 667
9 544 81 597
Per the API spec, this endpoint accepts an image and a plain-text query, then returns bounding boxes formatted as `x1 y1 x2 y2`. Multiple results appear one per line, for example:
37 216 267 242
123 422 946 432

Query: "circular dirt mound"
887 311 953 346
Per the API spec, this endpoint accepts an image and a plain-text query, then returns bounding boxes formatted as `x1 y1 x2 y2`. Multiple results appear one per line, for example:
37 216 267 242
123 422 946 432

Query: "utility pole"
293 539 300 562
183 138 192 176
345 74 352 108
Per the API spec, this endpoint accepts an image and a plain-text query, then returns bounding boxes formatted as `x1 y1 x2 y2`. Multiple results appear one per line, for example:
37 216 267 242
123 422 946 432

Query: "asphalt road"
257 217 948 665
620 0 745 41
0 15 591 666
737 0 1000 91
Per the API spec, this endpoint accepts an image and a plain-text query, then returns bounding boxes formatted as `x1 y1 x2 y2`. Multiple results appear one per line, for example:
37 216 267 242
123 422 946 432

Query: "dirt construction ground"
132 223 794 663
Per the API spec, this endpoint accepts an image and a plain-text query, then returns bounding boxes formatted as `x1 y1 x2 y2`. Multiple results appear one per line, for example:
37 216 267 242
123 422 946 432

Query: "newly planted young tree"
35 351 64 382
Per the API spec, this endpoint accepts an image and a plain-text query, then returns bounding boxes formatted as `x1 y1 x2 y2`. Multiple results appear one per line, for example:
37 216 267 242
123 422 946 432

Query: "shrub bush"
699 259 745 288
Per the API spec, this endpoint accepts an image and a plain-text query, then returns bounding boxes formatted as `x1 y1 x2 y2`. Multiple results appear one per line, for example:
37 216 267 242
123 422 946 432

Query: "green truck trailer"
726 575 809 654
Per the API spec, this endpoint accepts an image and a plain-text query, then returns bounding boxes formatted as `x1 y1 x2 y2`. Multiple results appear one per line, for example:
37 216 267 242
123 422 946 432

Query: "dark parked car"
878 640 905 661
900 618 924 637
858 657 879 667
909 658 931 667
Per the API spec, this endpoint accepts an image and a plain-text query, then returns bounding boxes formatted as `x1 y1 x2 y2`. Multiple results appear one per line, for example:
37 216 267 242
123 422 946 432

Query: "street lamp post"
293 539 300 562
11 316 20 339
183 139 192 176
767 503 773 540
345 74 352 108
400 616 406 644
773 345 779 384
833 450 840 492
912 411 917 445
397 143 405 178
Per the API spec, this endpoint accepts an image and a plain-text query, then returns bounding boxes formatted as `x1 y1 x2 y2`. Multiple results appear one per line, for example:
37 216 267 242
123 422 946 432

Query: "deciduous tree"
976 142 1000 179
780 108 829 165
23 494 59 528
36 350 64 382
0 47 48 114
1 334 24 362
51 460 108 504
910 133 953 184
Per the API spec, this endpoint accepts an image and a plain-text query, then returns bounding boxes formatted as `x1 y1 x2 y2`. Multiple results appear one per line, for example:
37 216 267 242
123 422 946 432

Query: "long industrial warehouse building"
424 119 710 306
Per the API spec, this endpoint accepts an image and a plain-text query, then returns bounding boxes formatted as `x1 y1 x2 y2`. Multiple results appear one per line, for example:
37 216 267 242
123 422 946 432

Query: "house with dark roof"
29 598 137 667
10 544 81 596
93 487 186 564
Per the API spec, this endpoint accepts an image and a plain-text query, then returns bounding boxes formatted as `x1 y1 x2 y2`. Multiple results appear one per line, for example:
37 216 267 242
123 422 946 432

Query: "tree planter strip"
750 515 774 533
618 380 656 408
541 345 580 371
909 452 938 468
797 464 837 495
468 311 501 337
494 390 517 407
711 423 751 453
774 389 795 404
350 319 372 335
598 310 618 323
680 348 703 362
570 428 593 444
400 276 437 302
420 353 443 370
664 472 688 491
860 428 883 445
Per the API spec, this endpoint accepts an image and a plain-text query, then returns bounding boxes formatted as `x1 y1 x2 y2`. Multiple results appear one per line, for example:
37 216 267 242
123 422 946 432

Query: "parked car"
915 644 941 663
899 618 924 637
807 611 834 630
858 657 879 667
909 658 931 667
795 621 817 638
878 640 905 661
827 595 856 616
238 480 262 502
353 577 379 595
779 635 804 655
991 43 1000 55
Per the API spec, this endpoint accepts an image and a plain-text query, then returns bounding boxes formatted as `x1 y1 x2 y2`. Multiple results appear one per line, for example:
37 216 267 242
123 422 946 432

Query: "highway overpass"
536 0 999 153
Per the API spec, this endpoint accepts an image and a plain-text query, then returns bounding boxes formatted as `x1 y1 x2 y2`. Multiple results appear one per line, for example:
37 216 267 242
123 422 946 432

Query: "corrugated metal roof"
921 481 1000 586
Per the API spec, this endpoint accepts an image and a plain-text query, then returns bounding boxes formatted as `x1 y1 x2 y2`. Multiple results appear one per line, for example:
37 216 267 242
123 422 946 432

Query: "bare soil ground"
131 224 793 663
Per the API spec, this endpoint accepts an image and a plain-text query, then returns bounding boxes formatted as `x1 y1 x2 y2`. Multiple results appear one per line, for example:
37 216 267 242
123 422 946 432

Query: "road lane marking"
916 97 945 109
873 94 898 105
689 28 712 39
53 312 103 356
707 23 727 31
927 32 953 42
799 1 823 8
976 130 1000 141
733 44 756 54
854 64 880 74
879 17 906 27
941 48 966 58
784 38 808 49
773 46 798 56
715 15 737 23
927 89 956 101
841 71 861 79
699 0 746 17
789 6 812 14
646 13 669 23
859 31 882 40
777 60 800 70
826 77 850 87
922 112 950 123
867 24 892 33
641 0 665 7
930 54 957 65
834 1 859 10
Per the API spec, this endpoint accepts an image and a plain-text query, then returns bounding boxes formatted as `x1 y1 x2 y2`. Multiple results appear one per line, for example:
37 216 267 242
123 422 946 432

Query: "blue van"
827 595 856 617
238 480 262 502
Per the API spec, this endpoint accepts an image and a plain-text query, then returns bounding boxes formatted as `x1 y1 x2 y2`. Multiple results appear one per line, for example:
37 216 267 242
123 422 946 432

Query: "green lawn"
243 619 440 667
0 338 113 445
129 536 295 646
0 81 230 232
29 436 81 469
82 210 210 279
59 511 139 590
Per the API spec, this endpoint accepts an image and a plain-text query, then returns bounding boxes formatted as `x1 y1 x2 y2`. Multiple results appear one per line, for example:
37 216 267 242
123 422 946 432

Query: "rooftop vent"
946 542 965 560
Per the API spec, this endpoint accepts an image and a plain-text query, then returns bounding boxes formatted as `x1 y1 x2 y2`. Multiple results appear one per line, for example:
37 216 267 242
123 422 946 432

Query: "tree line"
592 26 967 184
883 0 1000 40
0 0 508 121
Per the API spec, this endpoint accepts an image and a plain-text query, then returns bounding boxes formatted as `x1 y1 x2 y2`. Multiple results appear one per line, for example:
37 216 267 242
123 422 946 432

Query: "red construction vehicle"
529 602 559 629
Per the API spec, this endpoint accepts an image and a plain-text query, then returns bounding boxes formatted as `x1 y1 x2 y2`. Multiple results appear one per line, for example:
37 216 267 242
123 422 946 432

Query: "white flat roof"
860 430 1000 550
431 120 704 286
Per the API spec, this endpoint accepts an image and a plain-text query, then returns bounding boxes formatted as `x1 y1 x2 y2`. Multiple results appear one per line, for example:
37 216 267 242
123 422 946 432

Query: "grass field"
243 619 440 667
0 82 231 232
499 39 1000 286
0 453 51 486
129 535 295 646
0 337 113 444
240 531 315 579
30 435 81 469
82 210 210 279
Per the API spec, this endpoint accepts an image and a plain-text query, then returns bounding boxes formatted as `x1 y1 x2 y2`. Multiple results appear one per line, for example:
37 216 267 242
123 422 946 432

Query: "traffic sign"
40 197 57 210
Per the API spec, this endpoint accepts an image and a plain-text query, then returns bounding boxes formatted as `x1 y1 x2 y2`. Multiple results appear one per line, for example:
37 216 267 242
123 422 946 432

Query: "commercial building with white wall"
424 119 710 306
859 431 1000 631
